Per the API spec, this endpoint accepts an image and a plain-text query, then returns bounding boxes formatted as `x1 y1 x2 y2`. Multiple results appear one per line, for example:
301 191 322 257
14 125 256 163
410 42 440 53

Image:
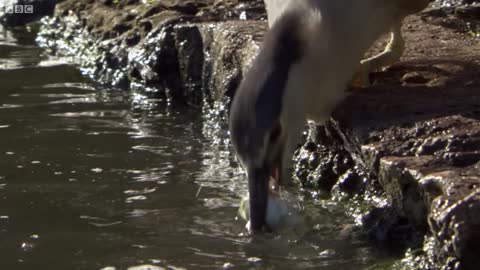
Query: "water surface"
0 25 393 270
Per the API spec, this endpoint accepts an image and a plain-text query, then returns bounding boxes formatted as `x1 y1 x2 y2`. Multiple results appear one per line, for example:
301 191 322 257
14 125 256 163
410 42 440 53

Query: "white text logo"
3 5 34 14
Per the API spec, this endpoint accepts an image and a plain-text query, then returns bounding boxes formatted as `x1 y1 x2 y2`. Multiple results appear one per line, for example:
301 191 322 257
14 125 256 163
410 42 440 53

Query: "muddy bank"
19 0 480 269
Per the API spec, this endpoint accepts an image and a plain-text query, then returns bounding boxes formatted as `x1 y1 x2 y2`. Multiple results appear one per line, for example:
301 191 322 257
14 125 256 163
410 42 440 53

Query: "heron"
229 0 431 232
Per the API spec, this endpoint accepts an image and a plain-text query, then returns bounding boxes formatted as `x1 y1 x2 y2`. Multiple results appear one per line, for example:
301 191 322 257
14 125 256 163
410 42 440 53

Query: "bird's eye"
269 122 282 143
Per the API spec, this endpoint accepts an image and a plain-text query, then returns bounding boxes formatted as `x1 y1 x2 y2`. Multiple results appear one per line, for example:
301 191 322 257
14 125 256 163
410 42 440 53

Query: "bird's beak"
247 154 282 232
247 166 269 232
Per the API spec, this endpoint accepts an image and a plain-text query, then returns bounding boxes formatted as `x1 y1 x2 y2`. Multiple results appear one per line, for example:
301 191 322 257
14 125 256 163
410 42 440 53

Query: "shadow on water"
1 25 397 270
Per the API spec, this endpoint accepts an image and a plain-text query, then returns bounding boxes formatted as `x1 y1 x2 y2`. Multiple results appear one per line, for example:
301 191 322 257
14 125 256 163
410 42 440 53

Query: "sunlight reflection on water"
0 24 395 270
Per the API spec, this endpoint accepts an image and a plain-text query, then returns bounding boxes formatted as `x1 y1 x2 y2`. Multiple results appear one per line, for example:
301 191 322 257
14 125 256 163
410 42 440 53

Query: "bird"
229 0 431 232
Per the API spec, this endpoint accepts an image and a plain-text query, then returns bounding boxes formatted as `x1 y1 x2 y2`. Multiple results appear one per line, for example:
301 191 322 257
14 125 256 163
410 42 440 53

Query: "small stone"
91 168 103 173
319 249 336 257
247 257 262 263
223 262 234 269
127 265 166 270
401 72 429 85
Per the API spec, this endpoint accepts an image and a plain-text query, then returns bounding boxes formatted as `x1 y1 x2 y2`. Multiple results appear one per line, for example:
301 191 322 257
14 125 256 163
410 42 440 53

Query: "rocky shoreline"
34 0 267 107
2 0 479 269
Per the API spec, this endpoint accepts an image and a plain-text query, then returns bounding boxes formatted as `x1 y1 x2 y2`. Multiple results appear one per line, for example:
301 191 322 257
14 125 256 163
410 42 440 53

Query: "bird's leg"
351 21 405 87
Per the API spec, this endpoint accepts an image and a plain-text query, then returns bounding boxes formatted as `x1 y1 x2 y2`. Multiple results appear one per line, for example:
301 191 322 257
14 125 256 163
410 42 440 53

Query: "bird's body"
230 0 431 232
264 0 408 113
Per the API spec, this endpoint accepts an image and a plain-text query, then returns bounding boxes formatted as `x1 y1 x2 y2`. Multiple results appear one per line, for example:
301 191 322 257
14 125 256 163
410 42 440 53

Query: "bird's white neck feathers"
261 0 403 181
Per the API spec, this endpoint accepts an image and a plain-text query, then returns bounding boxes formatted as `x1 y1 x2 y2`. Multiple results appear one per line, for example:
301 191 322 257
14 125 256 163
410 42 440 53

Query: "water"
0 25 394 270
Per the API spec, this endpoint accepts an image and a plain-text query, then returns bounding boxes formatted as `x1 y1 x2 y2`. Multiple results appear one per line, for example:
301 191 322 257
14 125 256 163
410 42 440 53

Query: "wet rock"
434 0 479 7
325 94 480 268
37 0 266 105
455 4 480 20
426 171 480 270
174 24 204 106
0 0 57 27
361 206 424 249
422 3 480 36
294 124 369 194
306 60 479 270
198 20 265 104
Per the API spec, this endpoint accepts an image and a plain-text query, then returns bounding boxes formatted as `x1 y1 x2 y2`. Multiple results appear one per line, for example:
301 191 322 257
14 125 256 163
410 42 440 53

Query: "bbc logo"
4 5 34 14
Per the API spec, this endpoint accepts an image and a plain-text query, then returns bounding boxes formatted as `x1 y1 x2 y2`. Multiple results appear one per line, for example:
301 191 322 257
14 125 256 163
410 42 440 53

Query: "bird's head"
229 11 305 232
